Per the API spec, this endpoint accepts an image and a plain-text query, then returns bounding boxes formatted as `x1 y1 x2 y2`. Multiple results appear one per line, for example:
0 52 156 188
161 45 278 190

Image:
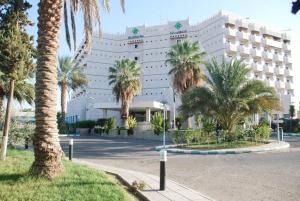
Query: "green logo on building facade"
132 27 139 35
175 22 182 30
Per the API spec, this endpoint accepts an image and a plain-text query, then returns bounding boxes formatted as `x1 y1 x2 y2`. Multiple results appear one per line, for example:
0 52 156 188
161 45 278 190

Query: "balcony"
275 67 285 75
263 51 273 60
251 63 263 72
285 68 293 76
284 56 292 64
238 46 250 56
265 80 275 87
262 38 282 49
275 81 285 89
264 65 274 74
251 49 262 58
225 43 238 53
237 31 250 41
282 43 291 51
286 82 294 90
225 28 237 38
249 35 261 44
273 54 284 62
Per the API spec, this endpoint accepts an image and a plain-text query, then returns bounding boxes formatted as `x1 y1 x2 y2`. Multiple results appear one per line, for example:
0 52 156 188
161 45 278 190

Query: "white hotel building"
67 10 296 125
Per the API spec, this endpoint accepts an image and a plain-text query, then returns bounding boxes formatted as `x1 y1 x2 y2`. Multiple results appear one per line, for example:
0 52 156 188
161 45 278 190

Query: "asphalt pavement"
60 135 300 201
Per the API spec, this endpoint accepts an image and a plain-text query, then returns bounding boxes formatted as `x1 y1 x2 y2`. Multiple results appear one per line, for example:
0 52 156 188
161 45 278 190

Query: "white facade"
67 10 295 125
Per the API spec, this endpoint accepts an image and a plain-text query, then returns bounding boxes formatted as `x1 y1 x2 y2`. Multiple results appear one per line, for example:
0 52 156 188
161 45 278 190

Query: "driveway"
60 136 300 201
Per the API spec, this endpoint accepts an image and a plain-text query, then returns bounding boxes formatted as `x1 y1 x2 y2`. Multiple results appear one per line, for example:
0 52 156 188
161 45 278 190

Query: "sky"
23 0 300 110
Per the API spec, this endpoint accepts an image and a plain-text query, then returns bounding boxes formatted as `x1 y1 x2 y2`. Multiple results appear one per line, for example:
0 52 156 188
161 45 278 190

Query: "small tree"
58 56 88 122
109 59 142 128
289 105 295 119
0 2 35 160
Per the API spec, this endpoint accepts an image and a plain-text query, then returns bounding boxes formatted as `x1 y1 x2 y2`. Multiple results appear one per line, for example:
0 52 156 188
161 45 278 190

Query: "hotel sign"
128 27 144 39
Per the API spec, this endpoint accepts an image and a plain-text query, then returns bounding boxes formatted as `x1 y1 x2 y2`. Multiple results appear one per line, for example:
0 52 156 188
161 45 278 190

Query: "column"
103 109 108 118
146 107 151 122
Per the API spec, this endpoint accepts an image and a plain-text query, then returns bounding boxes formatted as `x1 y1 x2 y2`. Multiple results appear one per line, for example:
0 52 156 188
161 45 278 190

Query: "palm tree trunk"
61 83 67 122
30 0 64 178
121 100 129 128
187 117 193 128
0 79 15 160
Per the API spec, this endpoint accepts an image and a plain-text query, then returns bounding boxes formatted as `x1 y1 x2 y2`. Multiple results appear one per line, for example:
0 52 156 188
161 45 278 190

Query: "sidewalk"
73 159 215 201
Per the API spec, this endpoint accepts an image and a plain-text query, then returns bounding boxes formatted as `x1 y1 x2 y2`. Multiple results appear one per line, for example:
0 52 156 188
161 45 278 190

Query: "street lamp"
160 99 168 191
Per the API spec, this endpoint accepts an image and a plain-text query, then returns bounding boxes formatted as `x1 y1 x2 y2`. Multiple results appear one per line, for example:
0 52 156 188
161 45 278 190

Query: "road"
60 135 300 201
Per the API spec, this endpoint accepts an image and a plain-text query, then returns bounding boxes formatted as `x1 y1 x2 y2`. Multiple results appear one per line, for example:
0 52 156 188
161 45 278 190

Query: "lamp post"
160 100 168 190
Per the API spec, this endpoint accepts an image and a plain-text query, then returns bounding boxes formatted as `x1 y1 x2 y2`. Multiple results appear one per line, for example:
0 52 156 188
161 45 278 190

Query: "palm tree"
166 40 206 128
109 59 142 128
58 56 87 122
0 74 34 124
31 0 124 178
180 58 280 132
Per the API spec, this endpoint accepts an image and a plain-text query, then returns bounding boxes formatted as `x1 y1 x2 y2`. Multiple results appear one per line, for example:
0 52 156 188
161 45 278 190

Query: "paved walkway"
73 159 215 201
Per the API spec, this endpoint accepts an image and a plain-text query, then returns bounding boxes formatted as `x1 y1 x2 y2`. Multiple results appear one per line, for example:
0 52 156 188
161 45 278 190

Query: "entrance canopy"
93 100 170 111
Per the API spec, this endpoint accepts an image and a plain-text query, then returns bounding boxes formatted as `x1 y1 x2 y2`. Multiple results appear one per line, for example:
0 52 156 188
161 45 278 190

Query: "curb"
155 141 290 155
59 134 80 137
283 133 300 137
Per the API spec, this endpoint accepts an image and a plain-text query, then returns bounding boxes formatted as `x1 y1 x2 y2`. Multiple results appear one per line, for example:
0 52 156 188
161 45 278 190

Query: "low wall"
95 129 173 142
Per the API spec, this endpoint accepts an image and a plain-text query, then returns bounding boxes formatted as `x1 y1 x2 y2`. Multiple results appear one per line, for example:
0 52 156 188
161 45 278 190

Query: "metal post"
163 107 166 149
69 138 73 161
25 137 29 149
277 122 280 142
160 149 167 190
279 128 283 141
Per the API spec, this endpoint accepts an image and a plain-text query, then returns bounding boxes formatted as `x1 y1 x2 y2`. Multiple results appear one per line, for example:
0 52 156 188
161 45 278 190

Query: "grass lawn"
0 148 137 201
178 141 266 150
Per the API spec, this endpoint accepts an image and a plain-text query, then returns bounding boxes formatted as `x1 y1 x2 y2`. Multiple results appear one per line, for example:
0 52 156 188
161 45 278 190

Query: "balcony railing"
225 43 237 52
284 56 292 64
263 51 273 60
237 31 250 41
265 80 275 87
273 54 284 62
275 81 285 89
282 43 291 51
275 67 285 75
251 49 262 57
285 68 293 77
224 28 237 38
249 35 261 44
238 46 250 55
286 82 294 90
262 38 282 49
264 65 274 74
251 63 263 72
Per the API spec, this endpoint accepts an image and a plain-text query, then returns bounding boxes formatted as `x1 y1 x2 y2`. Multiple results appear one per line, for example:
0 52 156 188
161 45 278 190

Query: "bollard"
25 137 29 149
160 149 167 190
69 139 73 161
277 123 280 142
279 128 283 141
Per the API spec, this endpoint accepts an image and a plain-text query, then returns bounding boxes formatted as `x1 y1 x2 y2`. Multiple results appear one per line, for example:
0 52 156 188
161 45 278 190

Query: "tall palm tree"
0 74 34 124
166 40 206 128
180 58 280 131
31 0 125 178
58 56 87 122
109 59 142 128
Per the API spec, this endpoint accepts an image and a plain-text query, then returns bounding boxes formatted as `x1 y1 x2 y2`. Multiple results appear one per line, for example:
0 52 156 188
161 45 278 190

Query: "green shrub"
74 120 96 129
175 116 184 129
127 116 137 135
171 130 185 144
9 119 35 145
150 112 170 135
